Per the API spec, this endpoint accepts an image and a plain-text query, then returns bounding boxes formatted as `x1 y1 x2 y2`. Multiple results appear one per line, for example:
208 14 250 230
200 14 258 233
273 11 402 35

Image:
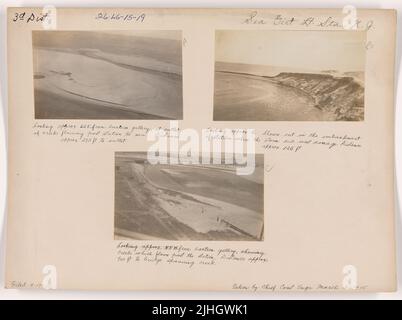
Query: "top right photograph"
213 30 366 121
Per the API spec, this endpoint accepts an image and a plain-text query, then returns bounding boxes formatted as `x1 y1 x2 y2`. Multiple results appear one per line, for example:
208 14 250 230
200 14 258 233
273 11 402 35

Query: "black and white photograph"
114 152 264 241
214 30 366 121
33 30 183 119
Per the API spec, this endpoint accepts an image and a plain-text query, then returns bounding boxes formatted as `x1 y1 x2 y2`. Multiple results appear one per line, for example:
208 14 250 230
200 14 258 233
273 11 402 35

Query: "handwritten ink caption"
12 11 50 24
116 243 268 268
243 11 374 31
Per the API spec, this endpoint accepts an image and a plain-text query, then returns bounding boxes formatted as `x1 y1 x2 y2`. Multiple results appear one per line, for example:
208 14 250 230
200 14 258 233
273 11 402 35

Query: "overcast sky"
215 30 366 72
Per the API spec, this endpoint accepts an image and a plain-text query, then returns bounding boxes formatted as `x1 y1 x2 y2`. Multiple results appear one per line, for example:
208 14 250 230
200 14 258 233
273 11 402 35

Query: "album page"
5 7 397 291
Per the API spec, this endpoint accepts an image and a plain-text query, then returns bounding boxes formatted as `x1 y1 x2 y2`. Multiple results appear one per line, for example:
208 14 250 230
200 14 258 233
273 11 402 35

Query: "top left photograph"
32 30 183 119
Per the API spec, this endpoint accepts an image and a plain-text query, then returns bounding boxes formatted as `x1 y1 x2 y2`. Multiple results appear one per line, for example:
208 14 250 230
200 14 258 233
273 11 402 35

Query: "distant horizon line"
215 60 365 74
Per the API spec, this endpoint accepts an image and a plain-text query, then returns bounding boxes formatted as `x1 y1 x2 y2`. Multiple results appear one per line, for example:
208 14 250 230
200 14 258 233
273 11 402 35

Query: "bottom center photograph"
114 152 264 241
